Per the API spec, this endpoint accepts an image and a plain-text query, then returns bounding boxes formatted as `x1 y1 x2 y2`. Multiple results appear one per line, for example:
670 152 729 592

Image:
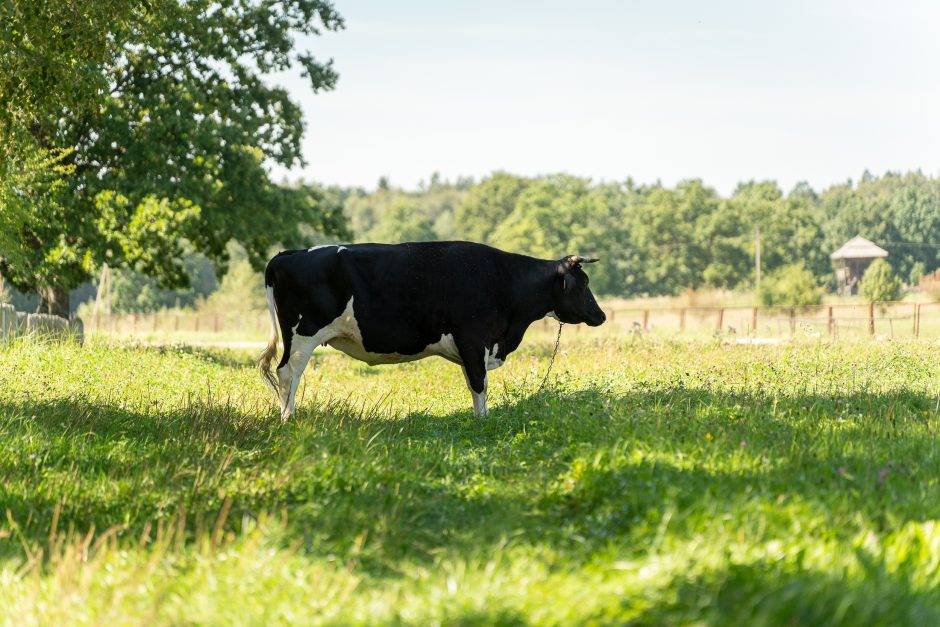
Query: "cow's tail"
258 280 280 394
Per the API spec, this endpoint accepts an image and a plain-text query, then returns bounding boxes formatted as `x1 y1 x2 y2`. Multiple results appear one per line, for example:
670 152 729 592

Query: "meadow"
3 331 940 625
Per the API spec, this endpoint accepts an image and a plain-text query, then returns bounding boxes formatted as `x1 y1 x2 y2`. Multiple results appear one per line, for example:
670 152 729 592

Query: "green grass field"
3 334 940 625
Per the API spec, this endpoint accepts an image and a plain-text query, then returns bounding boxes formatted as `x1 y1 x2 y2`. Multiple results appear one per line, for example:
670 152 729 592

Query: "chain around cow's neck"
537 320 564 392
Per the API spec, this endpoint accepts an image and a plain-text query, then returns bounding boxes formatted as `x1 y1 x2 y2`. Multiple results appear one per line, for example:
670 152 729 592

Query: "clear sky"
272 0 940 195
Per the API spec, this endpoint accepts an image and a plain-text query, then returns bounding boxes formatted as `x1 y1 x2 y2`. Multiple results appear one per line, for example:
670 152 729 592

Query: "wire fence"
543 301 936 340
87 310 271 338
83 300 940 342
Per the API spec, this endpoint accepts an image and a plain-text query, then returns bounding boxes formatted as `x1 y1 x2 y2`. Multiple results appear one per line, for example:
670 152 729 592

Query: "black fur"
264 241 605 395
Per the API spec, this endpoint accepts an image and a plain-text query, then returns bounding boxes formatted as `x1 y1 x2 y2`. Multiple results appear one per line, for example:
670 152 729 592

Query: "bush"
860 258 902 302
758 263 823 307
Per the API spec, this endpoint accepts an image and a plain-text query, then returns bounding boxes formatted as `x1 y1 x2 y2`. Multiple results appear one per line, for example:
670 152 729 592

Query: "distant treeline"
8 169 938 314
329 170 940 297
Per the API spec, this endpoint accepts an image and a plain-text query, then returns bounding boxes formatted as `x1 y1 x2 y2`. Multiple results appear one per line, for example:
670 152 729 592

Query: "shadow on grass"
2 384 940 575
626 559 940 626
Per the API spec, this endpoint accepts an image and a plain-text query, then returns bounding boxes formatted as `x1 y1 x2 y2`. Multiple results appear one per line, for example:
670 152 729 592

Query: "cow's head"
551 255 606 327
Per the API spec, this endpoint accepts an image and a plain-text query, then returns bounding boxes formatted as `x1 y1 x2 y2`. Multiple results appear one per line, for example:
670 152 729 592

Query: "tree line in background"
337 169 939 299
6 168 937 315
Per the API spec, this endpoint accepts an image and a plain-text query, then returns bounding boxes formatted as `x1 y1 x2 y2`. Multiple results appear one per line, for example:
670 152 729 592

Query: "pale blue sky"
272 0 940 194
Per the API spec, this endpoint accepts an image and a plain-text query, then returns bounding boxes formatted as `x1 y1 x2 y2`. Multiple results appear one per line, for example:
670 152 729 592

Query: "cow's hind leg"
274 328 294 417
280 333 320 421
274 326 318 421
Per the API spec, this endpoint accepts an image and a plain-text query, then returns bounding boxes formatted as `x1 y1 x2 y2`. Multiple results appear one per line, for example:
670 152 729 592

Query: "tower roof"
830 236 888 260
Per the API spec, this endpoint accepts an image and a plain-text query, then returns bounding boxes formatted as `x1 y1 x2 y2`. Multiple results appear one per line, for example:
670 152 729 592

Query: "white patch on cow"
462 368 488 417
321 298 465 366
484 343 504 370
291 313 303 335
265 286 278 337
282 333 319 419
424 333 462 364
307 244 349 253
278 296 496 419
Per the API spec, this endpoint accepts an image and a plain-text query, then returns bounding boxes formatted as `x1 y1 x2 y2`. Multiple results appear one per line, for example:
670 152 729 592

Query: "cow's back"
266 241 514 355
340 242 510 353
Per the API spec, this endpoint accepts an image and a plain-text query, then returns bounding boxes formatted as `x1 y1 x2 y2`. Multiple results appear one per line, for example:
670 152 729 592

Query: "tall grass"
2 336 940 624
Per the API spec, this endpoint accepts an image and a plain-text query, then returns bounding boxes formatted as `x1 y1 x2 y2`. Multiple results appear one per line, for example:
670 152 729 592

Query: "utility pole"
755 226 761 296
91 264 112 328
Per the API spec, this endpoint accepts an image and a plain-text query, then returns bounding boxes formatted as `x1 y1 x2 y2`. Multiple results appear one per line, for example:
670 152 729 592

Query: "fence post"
915 304 921 338
751 307 758 335
868 302 875 336
913 303 918 337
679 308 686 333
716 308 724 333
828 306 834 340
214 313 221 333
789 308 795 337
642 310 649 331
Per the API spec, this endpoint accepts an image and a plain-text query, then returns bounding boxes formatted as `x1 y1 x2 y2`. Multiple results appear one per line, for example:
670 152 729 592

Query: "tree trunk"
38 284 70 318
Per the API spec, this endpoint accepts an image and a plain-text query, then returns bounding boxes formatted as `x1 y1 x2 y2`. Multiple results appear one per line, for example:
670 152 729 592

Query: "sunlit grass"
2 334 940 624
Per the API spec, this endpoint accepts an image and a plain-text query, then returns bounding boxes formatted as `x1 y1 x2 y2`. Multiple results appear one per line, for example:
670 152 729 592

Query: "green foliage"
0 1 155 311
109 253 218 314
626 180 719 294
0 0 349 315
339 170 940 301
3 339 940 622
343 176 468 244
0 131 73 276
817 172 940 284
454 172 528 242
368 197 437 243
758 262 823 306
490 174 605 259
0 1 148 124
860 258 903 303
200 243 266 313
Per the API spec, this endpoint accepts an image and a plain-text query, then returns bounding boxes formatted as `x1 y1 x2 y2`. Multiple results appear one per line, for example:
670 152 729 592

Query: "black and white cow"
258 241 606 419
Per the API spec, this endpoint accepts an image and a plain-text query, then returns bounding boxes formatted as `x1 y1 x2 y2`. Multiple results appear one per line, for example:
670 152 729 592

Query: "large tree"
1 0 348 316
1 1 151 288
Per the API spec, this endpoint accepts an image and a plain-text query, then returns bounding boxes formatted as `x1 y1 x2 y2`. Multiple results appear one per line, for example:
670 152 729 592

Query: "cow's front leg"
458 345 488 417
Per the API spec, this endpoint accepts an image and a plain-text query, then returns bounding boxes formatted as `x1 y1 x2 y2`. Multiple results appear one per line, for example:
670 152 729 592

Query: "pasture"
3 333 940 625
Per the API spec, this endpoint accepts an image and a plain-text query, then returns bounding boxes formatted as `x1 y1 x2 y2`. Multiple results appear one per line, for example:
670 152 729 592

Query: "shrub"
758 263 823 307
860 258 902 303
